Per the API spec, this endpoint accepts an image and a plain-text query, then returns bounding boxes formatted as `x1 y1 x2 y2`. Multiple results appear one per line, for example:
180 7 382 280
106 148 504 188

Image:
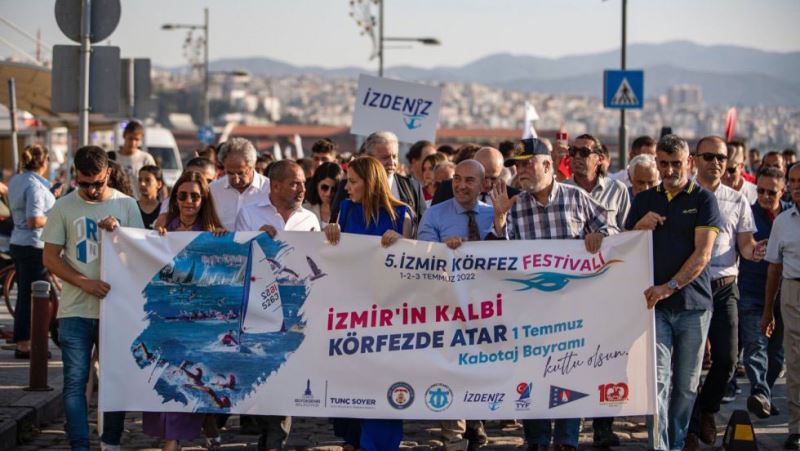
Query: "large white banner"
100 229 655 419
350 74 443 143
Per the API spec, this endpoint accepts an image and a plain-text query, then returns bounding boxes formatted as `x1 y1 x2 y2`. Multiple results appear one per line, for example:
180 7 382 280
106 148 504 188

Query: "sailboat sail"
240 240 284 334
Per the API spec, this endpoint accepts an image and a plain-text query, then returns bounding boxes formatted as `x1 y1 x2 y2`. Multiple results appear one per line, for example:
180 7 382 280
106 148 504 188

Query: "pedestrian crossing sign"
604 70 644 109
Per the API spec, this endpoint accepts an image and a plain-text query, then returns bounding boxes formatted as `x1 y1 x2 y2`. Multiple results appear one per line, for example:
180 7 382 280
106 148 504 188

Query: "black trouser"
255 415 291 450
690 281 738 431
9 244 46 343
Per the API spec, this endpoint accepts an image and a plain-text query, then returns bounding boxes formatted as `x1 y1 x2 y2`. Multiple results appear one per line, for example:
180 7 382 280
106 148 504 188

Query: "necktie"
466 210 480 241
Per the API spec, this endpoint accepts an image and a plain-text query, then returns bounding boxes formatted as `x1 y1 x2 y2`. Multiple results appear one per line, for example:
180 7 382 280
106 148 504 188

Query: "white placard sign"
350 74 442 143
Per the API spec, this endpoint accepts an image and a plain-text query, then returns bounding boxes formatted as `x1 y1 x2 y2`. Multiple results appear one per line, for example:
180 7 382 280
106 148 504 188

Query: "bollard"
26 280 53 391
722 409 758 450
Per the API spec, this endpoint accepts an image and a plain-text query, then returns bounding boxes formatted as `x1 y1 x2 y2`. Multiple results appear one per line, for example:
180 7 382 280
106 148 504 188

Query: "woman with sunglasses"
324 156 412 451
304 161 342 226
147 171 224 451
157 171 224 234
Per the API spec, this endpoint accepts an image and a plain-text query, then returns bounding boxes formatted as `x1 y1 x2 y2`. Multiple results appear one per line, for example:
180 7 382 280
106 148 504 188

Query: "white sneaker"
100 442 122 451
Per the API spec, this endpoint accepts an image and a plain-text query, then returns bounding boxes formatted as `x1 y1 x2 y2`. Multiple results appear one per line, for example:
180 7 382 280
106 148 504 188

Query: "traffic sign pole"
78 0 91 147
618 0 628 172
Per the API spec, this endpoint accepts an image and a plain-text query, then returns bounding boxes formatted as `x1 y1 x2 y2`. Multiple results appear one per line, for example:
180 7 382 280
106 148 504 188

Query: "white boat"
239 240 284 334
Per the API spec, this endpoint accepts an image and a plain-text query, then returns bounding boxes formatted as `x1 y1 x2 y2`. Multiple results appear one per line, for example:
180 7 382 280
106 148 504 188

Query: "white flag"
293 134 304 158
273 142 283 161
523 101 539 139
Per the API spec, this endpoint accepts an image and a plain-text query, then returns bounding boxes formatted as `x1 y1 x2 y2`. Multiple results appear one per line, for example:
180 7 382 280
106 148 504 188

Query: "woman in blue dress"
324 156 413 451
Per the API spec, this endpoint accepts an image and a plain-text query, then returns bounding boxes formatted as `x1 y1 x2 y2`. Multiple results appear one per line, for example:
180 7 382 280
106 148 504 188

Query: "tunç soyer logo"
387 382 415 410
425 383 453 412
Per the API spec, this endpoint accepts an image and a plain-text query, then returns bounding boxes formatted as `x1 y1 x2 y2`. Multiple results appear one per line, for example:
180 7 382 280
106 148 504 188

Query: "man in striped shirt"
492 137 607 451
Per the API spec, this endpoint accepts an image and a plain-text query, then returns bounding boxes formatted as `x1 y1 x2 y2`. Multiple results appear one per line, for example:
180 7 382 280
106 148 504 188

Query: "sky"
1 0 799 70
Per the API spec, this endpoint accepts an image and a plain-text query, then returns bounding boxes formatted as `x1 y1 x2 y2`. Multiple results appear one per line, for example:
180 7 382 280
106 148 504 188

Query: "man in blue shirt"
624 134 722 451
400 159 493 451
418 160 494 246
738 167 790 419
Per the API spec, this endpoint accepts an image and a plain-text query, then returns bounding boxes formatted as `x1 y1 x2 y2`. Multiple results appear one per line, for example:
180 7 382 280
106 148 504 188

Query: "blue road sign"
197 125 215 145
603 70 644 109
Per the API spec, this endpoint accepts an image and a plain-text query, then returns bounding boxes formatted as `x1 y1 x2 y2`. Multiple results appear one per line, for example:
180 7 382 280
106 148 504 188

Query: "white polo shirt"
708 183 757 279
209 172 270 230
738 180 758 205
765 204 800 279
235 198 321 233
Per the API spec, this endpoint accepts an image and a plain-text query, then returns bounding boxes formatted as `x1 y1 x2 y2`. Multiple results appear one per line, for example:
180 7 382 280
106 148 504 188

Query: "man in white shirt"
209 138 270 230
610 135 657 187
236 160 320 234
723 142 758 205
686 136 766 449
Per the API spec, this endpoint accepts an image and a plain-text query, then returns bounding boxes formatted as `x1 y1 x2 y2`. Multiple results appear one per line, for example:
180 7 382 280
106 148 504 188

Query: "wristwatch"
667 279 679 292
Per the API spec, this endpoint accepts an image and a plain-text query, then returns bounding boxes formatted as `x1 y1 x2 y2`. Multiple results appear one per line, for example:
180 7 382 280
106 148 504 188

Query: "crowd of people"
1 118 799 451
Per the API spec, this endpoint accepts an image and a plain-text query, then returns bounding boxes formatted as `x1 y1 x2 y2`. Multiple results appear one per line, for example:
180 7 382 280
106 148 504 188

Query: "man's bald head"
474 147 503 191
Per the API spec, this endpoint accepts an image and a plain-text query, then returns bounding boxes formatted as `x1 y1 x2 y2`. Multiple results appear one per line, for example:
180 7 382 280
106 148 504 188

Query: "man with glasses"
565 134 630 235
561 135 629 446
723 143 758 204
762 162 800 450
209 137 270 230
686 136 765 449
624 134 722 451
42 146 144 451
737 167 789 420
493 137 607 451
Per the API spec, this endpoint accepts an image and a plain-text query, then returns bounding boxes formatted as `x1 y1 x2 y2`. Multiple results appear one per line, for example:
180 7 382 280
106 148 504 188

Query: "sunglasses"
698 153 728 163
319 184 336 193
77 177 107 191
757 187 778 197
177 192 202 202
725 167 738 174
568 146 599 158
658 161 683 169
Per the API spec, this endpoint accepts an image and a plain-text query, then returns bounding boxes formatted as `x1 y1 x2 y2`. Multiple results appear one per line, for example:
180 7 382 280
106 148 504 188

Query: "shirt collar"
223 171 266 193
656 179 696 197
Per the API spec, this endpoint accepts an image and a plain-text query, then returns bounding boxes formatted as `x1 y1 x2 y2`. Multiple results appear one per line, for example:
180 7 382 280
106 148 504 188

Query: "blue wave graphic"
504 260 623 292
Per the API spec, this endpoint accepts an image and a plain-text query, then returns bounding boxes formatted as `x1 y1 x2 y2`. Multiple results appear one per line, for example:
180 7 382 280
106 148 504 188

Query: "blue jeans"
523 419 581 448
59 317 126 450
647 308 711 451
739 295 784 399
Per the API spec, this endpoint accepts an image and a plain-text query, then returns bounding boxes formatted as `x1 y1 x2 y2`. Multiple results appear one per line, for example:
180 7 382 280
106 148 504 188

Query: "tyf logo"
598 383 629 405
74 217 100 264
549 386 589 408
515 382 532 410
425 383 453 412
294 379 321 407
387 382 414 410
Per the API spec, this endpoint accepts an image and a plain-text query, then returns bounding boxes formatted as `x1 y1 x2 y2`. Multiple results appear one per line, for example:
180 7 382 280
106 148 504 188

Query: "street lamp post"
376 0 440 77
162 7 210 126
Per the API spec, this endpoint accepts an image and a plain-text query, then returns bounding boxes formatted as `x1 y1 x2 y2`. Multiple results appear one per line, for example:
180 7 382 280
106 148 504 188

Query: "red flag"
724 107 737 142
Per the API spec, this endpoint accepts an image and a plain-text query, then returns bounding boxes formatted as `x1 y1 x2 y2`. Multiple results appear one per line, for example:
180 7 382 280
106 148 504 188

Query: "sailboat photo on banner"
240 239 285 335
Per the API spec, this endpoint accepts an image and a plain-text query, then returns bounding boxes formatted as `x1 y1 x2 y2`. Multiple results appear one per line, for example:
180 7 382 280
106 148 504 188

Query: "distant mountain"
161 41 800 106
